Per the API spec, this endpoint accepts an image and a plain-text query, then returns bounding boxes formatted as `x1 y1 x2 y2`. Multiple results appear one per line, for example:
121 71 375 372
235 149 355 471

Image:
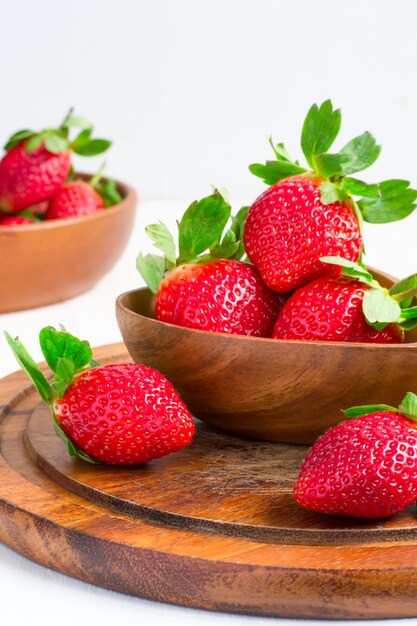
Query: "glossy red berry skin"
155 259 286 337
0 143 71 212
272 277 403 343
0 215 34 226
244 174 362 293
46 181 104 219
53 363 194 465
295 411 417 518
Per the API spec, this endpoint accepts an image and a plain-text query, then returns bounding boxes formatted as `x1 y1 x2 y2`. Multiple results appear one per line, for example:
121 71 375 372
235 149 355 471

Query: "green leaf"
342 177 379 198
249 160 307 185
390 273 417 307
145 223 176 266
25 133 45 153
314 153 350 179
136 253 165 293
268 138 293 162
343 404 398 418
178 191 231 262
337 132 381 176
362 289 401 326
319 182 348 205
230 205 249 260
39 326 93 375
358 179 417 223
399 392 417 421
319 256 375 286
62 115 93 131
73 138 112 156
53 415 100 464
95 178 122 207
45 133 69 154
71 128 93 151
51 357 75 397
301 100 341 168
210 229 239 259
4 332 53 404
4 129 35 150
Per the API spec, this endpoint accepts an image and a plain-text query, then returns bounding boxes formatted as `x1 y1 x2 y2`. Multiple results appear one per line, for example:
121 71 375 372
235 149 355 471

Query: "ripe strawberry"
244 174 362 292
0 215 35 226
45 175 121 220
273 258 417 343
294 392 417 518
137 190 285 337
46 181 104 219
0 111 112 213
156 259 285 336
5 327 194 465
0 143 71 212
247 100 417 292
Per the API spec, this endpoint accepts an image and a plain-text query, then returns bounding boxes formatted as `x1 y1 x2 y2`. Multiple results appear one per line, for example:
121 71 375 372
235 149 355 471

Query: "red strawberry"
137 191 285 337
0 215 35 226
272 258 417 343
294 393 417 518
0 112 112 212
6 327 194 465
273 277 403 343
244 175 361 292
247 100 417 292
46 181 104 219
156 259 285 336
0 143 71 212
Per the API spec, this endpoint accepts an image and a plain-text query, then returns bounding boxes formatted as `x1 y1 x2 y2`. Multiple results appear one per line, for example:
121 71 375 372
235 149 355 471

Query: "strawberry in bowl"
246 100 416 292
0 110 112 215
0 111 136 312
137 189 286 337
272 257 417 344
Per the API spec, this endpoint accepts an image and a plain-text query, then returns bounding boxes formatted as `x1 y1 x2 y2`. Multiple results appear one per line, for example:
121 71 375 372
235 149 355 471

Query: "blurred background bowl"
116 269 417 445
0 177 136 313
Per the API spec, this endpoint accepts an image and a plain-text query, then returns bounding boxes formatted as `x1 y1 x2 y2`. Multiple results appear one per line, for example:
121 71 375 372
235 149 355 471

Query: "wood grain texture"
0 176 136 313
116 271 417 445
2 343 417 618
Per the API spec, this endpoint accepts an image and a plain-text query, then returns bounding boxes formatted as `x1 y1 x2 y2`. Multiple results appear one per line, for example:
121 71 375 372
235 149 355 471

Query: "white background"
1 1 417 624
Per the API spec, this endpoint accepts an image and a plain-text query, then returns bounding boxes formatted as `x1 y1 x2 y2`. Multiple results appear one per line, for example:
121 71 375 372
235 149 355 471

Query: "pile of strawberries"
0 111 120 225
138 101 417 345
6 101 417 523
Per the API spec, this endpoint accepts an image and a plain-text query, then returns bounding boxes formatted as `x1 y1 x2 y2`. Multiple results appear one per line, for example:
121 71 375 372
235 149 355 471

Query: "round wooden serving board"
2 343 417 619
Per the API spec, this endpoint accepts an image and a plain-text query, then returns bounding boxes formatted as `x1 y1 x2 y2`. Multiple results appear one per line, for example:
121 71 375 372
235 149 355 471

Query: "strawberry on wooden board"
5 327 194 465
0 111 113 213
294 392 417 518
245 100 417 292
45 174 121 220
272 257 417 343
137 190 286 337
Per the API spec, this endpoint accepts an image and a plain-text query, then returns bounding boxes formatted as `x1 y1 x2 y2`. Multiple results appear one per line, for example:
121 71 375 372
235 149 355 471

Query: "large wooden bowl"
116 269 417 445
0 177 136 313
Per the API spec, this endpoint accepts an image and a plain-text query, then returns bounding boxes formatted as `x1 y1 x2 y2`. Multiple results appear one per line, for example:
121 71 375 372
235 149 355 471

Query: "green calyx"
137 189 249 294
4 109 112 157
250 100 417 228
344 391 417 424
5 326 99 464
87 163 122 207
321 256 417 331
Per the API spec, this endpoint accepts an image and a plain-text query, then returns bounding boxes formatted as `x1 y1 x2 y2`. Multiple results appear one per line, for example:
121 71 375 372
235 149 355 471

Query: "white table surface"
1 200 417 626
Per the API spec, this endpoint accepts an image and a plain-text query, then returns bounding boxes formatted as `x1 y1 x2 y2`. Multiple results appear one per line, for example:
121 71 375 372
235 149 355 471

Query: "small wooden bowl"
0 177 136 313
116 269 417 445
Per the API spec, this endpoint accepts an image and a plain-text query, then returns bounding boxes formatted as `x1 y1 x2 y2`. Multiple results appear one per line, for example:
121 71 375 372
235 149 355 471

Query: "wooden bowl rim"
0 174 136 232
116 286 417 350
